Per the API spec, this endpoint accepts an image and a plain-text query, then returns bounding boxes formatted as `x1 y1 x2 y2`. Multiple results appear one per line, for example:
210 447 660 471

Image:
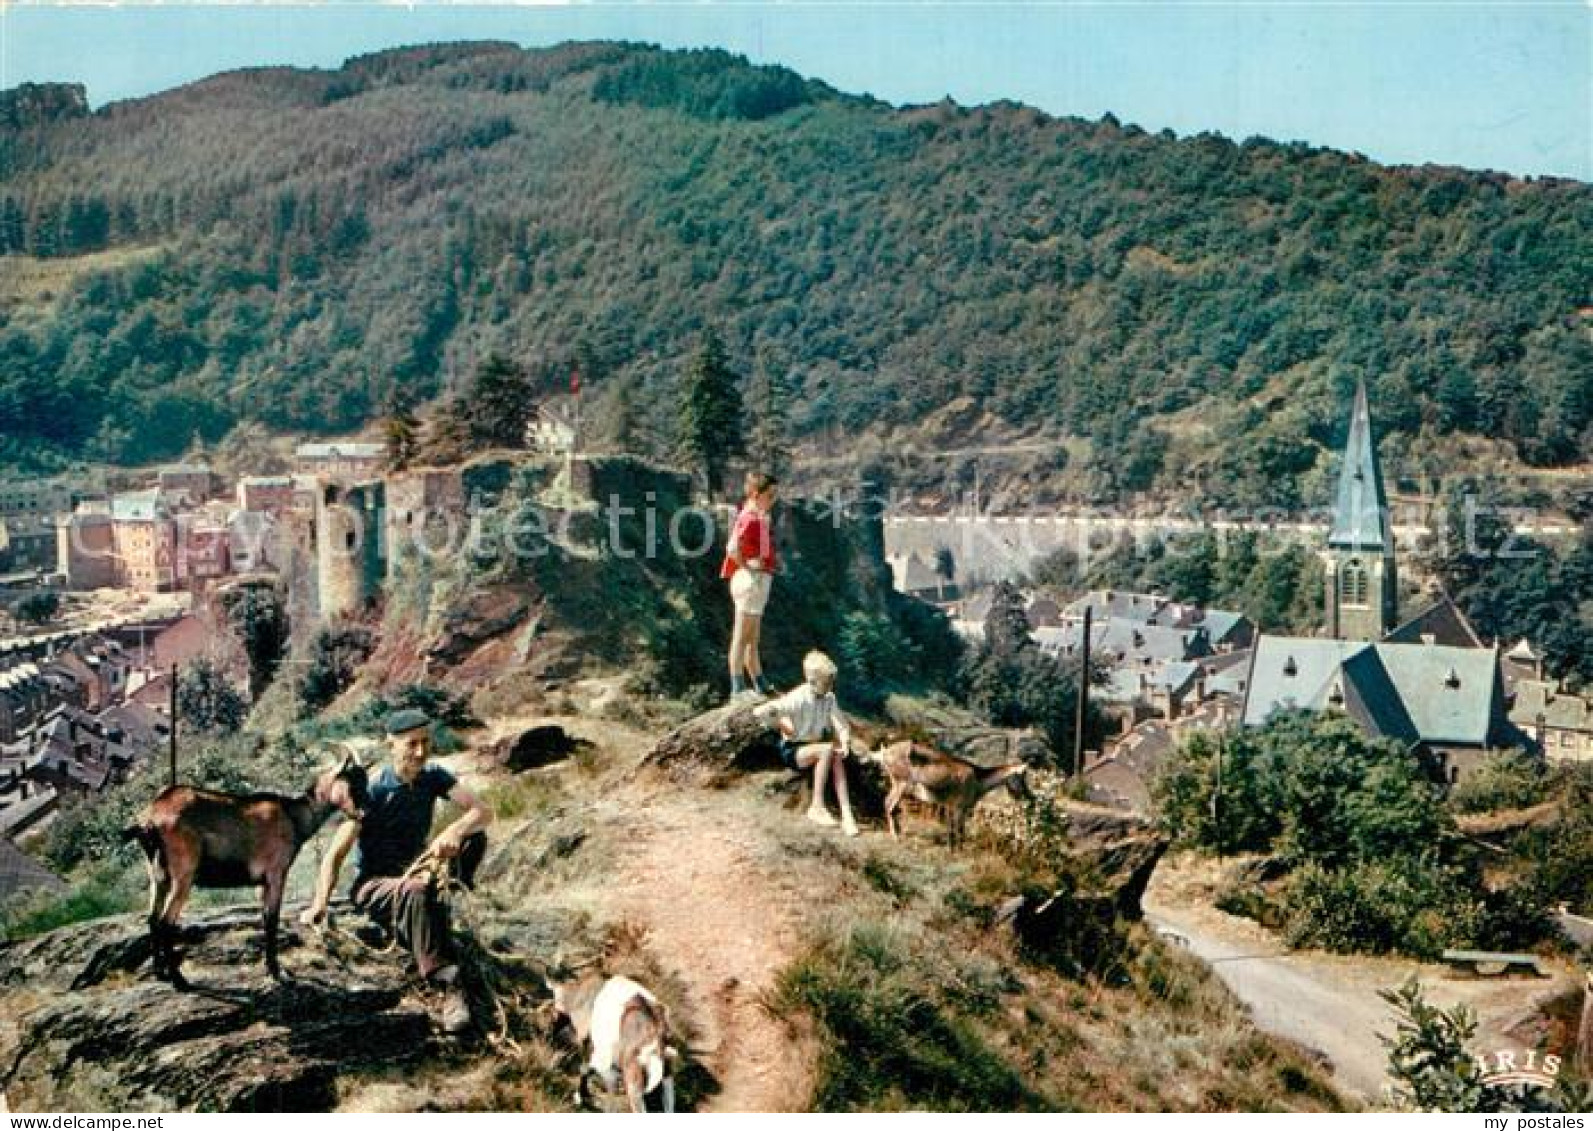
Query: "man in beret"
303 708 492 1033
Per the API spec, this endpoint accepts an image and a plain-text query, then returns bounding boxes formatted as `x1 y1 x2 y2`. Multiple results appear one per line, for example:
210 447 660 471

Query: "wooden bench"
1440 949 1544 977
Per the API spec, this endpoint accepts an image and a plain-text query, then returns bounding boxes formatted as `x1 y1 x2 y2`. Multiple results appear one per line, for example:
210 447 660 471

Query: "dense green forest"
0 41 1589 505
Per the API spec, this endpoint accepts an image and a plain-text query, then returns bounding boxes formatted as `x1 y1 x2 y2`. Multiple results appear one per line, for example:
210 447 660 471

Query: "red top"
720 505 776 580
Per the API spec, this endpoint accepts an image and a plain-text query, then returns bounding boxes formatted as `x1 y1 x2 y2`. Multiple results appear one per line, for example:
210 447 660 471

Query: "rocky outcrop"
489 723 591 772
426 589 531 666
0 910 435 1112
973 786 1169 920
639 704 781 784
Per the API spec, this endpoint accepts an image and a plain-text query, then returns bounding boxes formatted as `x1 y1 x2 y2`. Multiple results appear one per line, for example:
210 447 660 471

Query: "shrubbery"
1153 713 1555 958
297 622 376 713
959 581 1104 765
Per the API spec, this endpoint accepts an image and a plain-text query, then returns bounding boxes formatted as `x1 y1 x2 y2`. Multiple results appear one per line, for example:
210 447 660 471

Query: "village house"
525 396 578 454
886 550 955 600
175 514 231 587
0 761 59 840
59 491 180 592
0 661 47 744
236 476 296 514
294 441 385 482
156 464 215 508
1502 641 1593 763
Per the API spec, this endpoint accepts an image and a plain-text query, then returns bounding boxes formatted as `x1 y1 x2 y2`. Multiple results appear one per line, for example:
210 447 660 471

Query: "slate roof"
1510 680 1593 734
110 489 166 523
1201 650 1253 698
1152 660 1203 697
1242 637 1367 723
1244 633 1506 748
1198 609 1252 647
1385 592 1485 649
1063 589 1167 624
1372 643 1503 746
1327 380 1393 552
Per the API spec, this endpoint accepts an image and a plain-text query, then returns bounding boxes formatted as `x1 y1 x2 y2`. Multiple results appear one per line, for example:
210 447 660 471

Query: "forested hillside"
1 40 1588 505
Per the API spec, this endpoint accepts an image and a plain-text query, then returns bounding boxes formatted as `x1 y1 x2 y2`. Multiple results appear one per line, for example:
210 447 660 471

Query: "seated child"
754 650 859 837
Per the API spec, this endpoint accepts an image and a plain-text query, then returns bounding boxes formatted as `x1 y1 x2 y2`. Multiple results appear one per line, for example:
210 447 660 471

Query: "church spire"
1327 379 1391 552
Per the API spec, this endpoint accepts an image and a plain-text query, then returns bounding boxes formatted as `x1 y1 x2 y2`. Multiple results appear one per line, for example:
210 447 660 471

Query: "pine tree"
677 329 745 498
463 353 532 449
746 358 791 478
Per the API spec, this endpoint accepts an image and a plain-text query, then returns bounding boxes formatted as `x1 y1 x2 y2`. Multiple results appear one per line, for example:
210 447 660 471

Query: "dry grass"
0 246 168 310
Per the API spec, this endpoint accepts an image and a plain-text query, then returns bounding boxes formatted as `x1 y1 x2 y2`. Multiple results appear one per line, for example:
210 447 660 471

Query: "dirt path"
596 790 813 1113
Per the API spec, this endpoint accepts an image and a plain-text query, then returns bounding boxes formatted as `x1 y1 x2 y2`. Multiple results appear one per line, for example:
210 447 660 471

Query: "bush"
297 622 376 713
1283 860 1458 958
1448 751 1551 814
176 658 247 734
1381 977 1593 1112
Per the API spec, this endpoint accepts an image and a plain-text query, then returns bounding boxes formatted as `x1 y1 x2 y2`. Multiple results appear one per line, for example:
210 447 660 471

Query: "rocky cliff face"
368 454 921 707
0 902 576 1112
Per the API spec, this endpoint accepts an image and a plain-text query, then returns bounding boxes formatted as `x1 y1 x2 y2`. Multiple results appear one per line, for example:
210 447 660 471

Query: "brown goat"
123 752 368 988
869 740 1028 846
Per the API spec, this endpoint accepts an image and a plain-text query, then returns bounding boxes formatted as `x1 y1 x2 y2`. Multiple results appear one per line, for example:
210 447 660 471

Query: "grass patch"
769 919 1053 1111
0 861 142 941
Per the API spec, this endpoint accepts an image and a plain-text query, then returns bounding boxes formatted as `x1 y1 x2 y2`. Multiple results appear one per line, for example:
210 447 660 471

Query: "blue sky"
1 3 1587 180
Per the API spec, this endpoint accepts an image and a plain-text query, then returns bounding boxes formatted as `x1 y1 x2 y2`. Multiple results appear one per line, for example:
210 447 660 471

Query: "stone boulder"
489 723 592 773
637 703 781 785
0 909 435 1112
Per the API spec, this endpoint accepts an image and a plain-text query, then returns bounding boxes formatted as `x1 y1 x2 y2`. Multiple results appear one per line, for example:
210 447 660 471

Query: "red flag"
570 364 581 396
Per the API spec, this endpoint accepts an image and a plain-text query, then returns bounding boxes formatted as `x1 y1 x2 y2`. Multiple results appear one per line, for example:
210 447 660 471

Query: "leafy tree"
297 623 376 713
961 581 1102 763
220 580 289 700
14 591 61 626
177 658 247 734
677 329 745 498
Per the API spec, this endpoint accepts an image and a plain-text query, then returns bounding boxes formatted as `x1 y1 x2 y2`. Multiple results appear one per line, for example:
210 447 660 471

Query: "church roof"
1384 592 1485 649
1243 633 1506 748
1327 380 1392 552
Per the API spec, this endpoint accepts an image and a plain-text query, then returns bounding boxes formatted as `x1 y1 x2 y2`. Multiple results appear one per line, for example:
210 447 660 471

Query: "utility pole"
1073 605 1091 781
1578 969 1593 1075
1212 734 1224 860
167 661 178 787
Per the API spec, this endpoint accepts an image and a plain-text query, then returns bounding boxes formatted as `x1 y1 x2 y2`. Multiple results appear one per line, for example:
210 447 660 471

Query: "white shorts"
730 567 772 616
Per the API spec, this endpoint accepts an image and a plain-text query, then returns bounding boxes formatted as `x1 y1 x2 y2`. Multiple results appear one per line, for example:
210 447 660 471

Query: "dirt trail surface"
591 786 813 1112
1147 862 1576 1107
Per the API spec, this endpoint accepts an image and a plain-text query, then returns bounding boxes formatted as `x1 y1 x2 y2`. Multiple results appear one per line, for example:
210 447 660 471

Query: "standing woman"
722 471 778 701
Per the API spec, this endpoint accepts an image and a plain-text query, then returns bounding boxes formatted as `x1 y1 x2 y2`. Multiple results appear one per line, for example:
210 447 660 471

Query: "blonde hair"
803 650 838 685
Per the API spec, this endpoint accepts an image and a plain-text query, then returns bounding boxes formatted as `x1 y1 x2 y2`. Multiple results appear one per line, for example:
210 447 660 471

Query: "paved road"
1148 895 1581 1109
1145 904 1395 1104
